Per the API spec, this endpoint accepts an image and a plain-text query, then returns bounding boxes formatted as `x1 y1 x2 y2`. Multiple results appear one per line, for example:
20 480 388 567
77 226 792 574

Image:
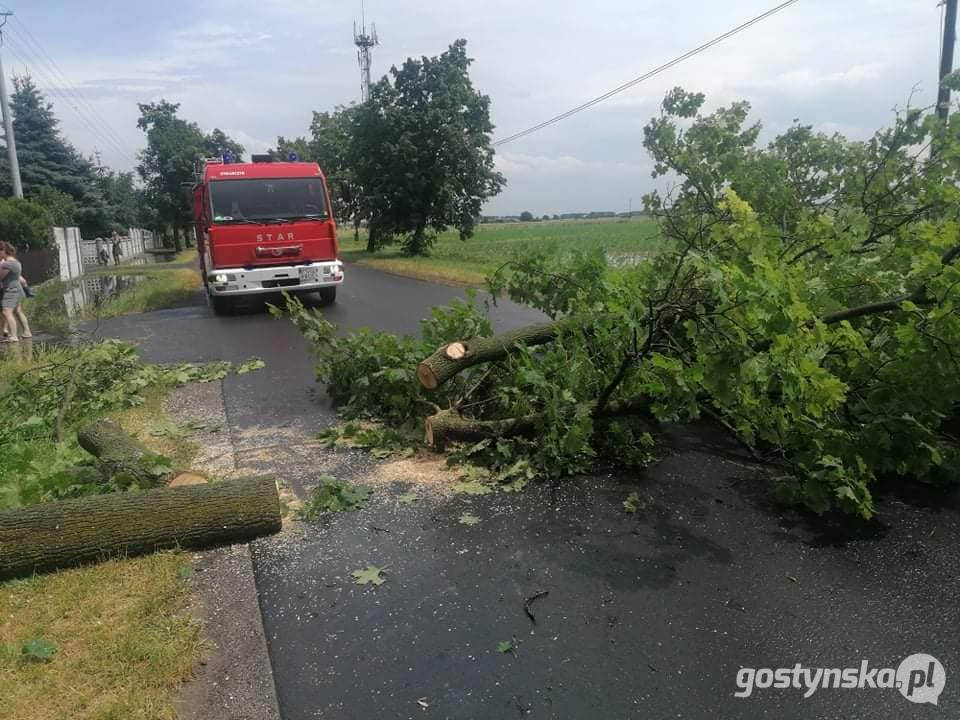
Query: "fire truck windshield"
210 178 328 223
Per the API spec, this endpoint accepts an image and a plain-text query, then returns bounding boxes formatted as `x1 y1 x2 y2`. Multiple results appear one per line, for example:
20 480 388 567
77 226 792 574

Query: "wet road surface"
100 263 960 719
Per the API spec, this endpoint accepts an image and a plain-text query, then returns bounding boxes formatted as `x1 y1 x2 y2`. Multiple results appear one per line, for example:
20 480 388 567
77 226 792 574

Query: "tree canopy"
274 105 360 232
0 75 113 237
0 197 54 250
136 100 244 249
351 39 504 255
284 87 960 520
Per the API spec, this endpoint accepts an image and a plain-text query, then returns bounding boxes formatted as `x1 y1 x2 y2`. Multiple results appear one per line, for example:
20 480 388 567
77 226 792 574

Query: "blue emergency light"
288 152 299 162
222 153 234 164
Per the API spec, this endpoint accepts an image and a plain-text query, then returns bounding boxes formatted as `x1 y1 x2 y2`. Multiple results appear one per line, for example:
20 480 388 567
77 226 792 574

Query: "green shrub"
275 290 492 423
0 196 53 250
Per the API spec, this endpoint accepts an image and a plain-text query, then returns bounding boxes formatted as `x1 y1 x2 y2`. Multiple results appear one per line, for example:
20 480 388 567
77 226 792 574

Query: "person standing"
111 232 123 265
0 242 32 342
97 237 110 265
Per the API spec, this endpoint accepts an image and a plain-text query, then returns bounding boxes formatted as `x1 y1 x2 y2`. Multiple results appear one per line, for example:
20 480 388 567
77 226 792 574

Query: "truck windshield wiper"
216 218 259 225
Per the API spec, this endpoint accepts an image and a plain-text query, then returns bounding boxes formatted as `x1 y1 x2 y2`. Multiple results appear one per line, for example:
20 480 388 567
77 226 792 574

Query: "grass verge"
23 249 201 333
110 387 200 468
86 248 199 275
94 266 202 318
0 552 203 720
338 217 661 286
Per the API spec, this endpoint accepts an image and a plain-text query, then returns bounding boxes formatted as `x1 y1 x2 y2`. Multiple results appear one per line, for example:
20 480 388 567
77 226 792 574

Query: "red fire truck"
191 155 343 314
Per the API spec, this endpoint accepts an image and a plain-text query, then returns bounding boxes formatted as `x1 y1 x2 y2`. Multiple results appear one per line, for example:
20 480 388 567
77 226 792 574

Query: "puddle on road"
60 273 147 316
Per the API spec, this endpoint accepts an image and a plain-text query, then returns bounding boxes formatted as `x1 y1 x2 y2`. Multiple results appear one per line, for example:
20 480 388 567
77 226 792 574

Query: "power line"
1 36 138 166
1 36 138 168
492 0 802 147
0 9 140 166
10 16 140 159
7 26 140 166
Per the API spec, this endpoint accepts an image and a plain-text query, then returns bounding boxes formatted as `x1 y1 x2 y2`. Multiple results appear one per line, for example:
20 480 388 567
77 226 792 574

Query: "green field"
338 217 662 285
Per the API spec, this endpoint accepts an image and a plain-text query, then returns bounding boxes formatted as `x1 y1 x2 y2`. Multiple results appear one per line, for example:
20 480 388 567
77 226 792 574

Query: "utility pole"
0 12 23 198
353 1 379 102
938 0 958 123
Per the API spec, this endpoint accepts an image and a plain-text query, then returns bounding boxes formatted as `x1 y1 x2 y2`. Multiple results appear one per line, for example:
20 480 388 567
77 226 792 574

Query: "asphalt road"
101 264 960 720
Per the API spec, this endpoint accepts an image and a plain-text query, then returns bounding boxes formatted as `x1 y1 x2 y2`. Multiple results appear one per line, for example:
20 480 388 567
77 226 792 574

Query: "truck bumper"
207 261 344 296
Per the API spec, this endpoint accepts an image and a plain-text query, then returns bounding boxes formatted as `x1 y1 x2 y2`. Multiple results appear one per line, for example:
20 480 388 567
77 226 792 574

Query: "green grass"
338 217 661 285
94 266 202 318
22 249 201 334
21 280 71 336
0 552 203 720
0 345 201 511
85 248 198 276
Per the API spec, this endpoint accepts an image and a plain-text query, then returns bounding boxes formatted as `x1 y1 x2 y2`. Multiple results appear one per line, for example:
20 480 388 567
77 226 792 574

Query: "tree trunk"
77 420 174 488
172 225 183 252
417 321 560 390
424 395 653 450
0 476 281 581
425 409 540 450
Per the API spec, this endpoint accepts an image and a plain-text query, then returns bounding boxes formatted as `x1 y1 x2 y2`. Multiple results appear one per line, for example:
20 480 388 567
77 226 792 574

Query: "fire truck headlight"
213 273 228 283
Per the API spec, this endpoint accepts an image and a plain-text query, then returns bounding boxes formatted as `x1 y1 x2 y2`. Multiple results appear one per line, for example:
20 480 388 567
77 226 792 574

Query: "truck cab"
192 156 344 313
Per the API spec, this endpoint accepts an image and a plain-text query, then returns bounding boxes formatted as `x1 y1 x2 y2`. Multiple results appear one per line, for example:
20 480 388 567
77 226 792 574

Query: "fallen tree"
417 321 558 390
77 419 176 488
0 476 281 580
284 87 960 519
425 396 655 450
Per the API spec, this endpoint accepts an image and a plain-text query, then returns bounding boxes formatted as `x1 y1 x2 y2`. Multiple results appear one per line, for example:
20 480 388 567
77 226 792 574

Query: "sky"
0 0 946 216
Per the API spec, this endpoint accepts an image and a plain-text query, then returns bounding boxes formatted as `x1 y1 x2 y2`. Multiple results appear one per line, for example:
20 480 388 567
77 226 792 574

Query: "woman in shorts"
0 242 32 342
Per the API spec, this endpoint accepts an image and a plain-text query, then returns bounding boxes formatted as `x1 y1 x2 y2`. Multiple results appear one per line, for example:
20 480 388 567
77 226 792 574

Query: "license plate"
299 267 319 283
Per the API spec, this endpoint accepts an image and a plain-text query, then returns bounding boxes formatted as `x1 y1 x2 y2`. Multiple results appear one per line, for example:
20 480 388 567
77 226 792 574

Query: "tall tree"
204 128 245 161
309 107 361 235
274 106 361 235
0 75 110 237
352 39 504 255
136 101 243 250
96 170 142 230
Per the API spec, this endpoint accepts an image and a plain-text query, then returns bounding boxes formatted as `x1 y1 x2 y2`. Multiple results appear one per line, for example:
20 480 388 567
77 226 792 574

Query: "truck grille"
262 278 301 289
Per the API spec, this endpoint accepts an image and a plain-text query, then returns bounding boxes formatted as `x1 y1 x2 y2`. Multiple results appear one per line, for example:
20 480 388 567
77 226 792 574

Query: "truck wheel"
211 295 234 315
318 287 337 305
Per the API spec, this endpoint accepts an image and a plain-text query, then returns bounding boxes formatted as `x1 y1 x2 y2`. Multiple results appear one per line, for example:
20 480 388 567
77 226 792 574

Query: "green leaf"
458 513 481 526
451 480 493 496
21 638 57 662
177 564 195 581
236 357 266 374
622 491 641 513
298 476 372 519
496 640 514 654
352 565 387 586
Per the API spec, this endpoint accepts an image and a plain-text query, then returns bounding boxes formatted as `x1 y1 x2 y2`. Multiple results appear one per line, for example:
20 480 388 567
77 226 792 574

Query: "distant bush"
28 186 77 226
0 197 53 250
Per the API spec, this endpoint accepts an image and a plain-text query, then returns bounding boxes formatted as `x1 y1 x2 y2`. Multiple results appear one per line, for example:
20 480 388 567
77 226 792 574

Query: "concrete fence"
80 228 154 268
54 227 85 281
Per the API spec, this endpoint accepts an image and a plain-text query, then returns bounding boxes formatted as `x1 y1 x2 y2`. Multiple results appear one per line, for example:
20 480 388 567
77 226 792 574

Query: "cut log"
77 419 175 488
445 342 466 360
0 476 281 581
425 395 654 450
425 409 540 450
417 321 560 390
